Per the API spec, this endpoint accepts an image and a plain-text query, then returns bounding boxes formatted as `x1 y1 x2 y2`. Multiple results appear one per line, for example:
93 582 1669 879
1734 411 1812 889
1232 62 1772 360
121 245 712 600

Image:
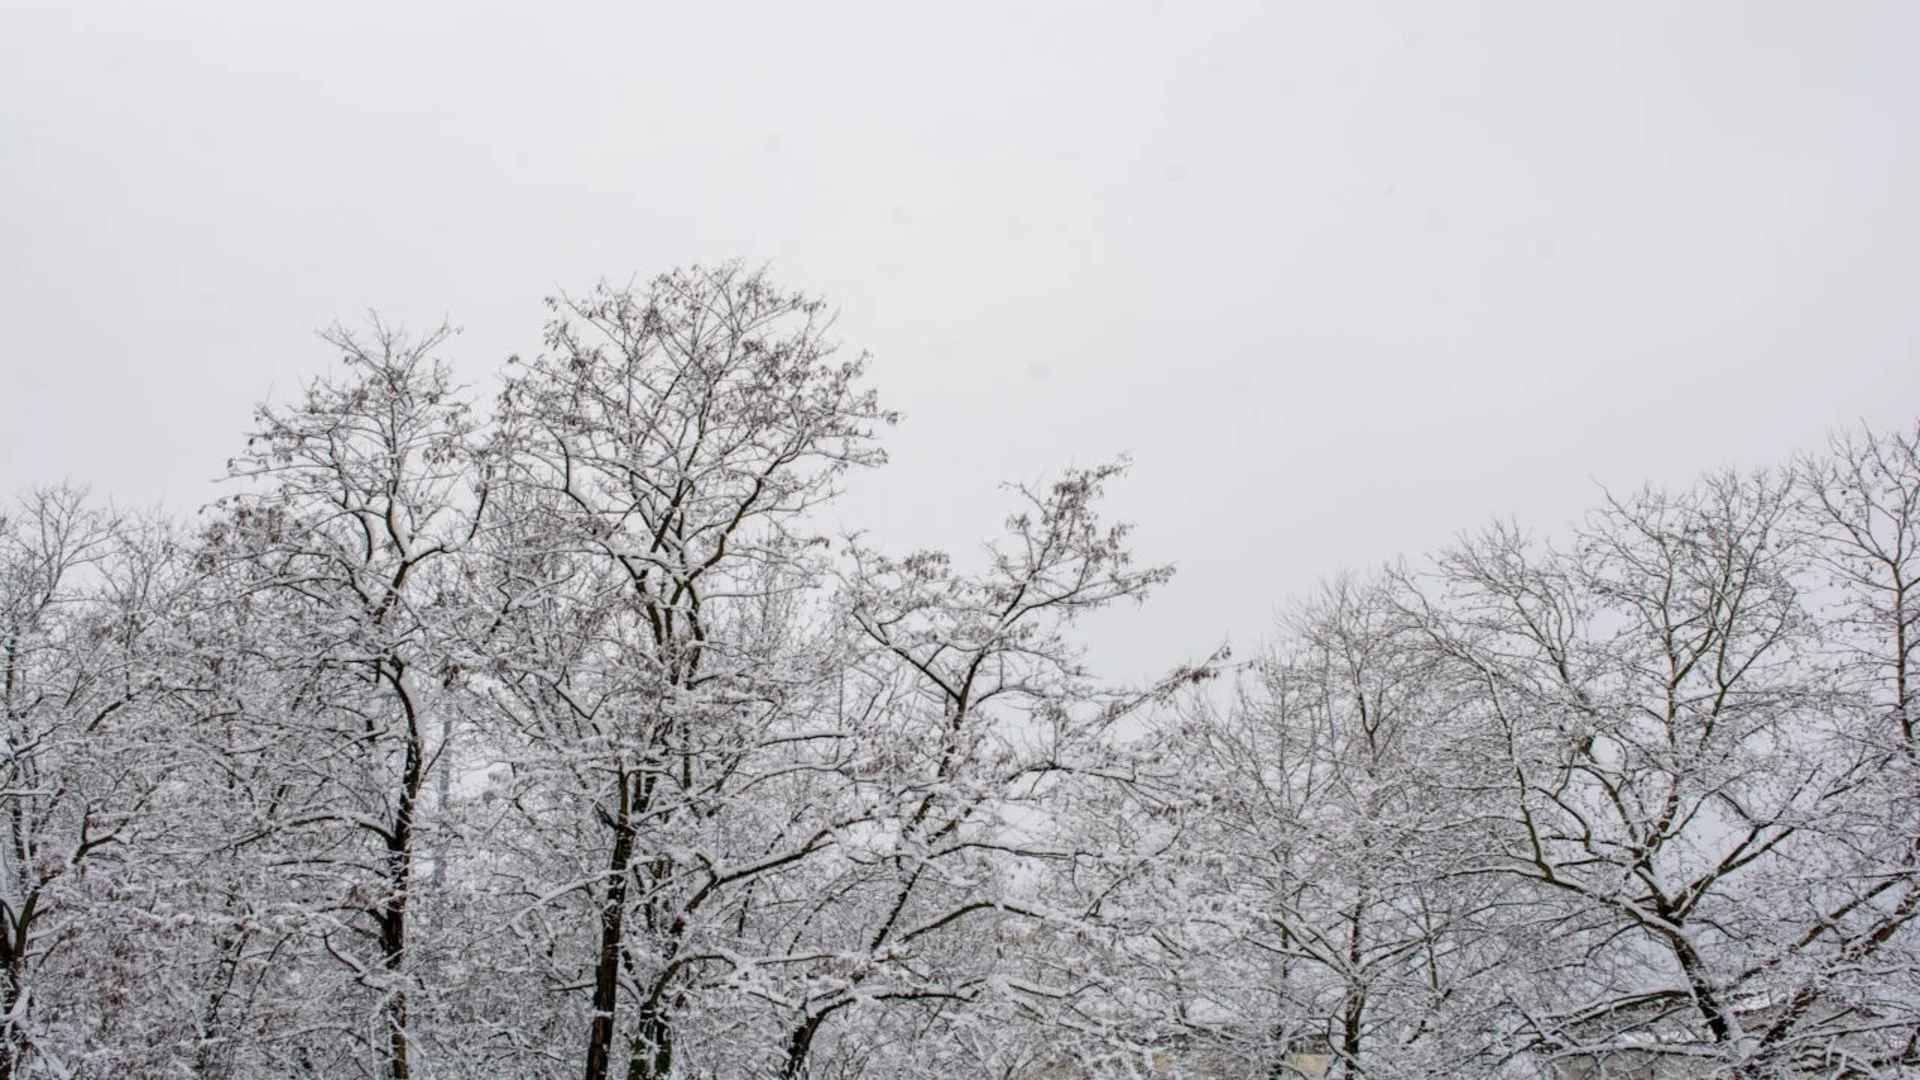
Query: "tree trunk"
778 1011 827 1080
379 665 426 1080
585 772 638 1080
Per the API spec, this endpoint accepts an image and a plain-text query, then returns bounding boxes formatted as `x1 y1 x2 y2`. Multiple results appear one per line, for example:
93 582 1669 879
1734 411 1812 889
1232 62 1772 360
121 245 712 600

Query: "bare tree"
1092 573 1514 1078
204 320 482 1078
483 263 891 1080
0 492 204 1077
1405 472 1860 1074
771 464 1182 1078
1769 421 1920 1075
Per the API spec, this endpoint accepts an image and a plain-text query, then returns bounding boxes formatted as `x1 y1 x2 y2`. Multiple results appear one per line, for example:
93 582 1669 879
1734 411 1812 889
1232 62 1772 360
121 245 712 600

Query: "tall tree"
206 320 482 1078
1771 422 1920 1075
0 492 201 1077
776 464 1181 1078
1409 473 1848 1073
484 263 891 1080
1159 574 1511 1076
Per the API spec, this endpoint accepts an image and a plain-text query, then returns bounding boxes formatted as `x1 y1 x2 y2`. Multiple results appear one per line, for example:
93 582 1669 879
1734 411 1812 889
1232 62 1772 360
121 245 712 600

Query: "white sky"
4 2 1918 680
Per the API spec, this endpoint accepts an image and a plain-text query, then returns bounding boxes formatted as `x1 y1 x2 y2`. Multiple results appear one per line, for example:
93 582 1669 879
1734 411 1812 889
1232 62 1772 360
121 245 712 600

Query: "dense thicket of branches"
3 264 1916 1078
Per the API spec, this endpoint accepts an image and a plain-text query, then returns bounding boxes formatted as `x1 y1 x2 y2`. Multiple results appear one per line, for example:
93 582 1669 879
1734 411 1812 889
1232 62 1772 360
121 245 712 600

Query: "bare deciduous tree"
205 321 481 1078
484 263 892 1080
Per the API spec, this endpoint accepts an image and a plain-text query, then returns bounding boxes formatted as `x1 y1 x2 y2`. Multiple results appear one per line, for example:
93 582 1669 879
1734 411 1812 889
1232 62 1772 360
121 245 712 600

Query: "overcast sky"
5 2 1918 679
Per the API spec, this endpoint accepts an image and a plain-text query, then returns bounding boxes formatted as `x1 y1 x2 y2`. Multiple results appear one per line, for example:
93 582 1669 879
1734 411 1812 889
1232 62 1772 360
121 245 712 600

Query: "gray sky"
5 2 1918 679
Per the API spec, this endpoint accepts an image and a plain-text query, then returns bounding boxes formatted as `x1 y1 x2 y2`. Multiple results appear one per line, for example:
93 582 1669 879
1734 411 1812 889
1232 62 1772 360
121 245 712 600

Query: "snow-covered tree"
197 320 483 1077
478 263 892 1079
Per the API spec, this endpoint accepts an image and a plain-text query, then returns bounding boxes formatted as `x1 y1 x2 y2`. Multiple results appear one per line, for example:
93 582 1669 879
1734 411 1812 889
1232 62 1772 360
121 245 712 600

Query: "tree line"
3 264 1916 1078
